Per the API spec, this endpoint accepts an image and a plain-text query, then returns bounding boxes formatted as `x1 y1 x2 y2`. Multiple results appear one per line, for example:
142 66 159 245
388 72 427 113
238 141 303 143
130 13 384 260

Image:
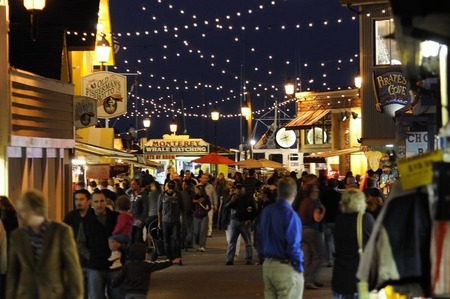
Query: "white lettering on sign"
144 139 210 155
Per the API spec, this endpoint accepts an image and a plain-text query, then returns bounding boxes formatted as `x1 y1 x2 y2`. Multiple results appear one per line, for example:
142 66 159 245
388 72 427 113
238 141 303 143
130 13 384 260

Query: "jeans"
86 268 123 299
193 216 208 247
132 225 145 244
182 213 194 248
332 292 358 299
162 221 182 260
323 222 335 264
302 228 325 283
263 259 304 299
225 219 253 263
125 294 147 299
225 228 242 256
207 209 214 235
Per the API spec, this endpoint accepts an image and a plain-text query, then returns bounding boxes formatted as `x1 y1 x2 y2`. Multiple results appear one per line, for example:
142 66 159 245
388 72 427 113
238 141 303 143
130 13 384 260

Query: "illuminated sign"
144 139 210 155
81 71 127 119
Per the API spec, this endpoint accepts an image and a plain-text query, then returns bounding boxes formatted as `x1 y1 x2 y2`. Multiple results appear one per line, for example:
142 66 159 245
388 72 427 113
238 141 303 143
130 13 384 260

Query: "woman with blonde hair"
332 188 375 299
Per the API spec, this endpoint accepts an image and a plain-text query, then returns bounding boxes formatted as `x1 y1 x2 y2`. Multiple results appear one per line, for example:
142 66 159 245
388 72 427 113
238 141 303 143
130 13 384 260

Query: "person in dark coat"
332 188 374 298
0 196 19 239
111 243 172 299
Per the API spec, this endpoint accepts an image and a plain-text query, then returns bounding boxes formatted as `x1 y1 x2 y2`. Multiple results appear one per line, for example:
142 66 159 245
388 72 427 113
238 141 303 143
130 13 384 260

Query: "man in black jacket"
77 190 122 299
225 182 257 265
64 189 92 299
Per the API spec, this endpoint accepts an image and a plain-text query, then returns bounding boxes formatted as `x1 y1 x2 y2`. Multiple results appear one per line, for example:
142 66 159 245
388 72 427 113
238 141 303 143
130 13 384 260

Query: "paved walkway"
147 230 332 298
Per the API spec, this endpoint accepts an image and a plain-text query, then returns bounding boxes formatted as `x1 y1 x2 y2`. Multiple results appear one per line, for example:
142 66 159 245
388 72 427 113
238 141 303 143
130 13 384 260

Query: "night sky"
109 0 359 149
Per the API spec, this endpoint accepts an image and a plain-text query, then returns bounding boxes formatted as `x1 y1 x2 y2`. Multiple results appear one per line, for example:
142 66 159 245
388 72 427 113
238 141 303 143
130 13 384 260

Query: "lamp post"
95 33 111 71
23 0 46 41
354 74 362 89
211 107 220 152
170 119 178 135
241 93 252 159
143 117 151 139
284 79 295 97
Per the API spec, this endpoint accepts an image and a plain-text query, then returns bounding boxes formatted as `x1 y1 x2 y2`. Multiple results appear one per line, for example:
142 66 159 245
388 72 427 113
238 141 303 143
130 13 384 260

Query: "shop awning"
75 142 136 160
308 147 362 158
285 109 331 130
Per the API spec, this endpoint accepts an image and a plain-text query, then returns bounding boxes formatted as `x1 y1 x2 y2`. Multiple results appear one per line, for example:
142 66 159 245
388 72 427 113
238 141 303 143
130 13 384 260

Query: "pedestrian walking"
77 190 123 299
180 181 195 250
332 188 374 299
7 190 83 299
225 182 256 265
298 184 326 289
199 174 218 238
256 177 304 299
158 180 183 265
146 181 162 250
64 189 93 299
126 179 149 244
193 185 211 252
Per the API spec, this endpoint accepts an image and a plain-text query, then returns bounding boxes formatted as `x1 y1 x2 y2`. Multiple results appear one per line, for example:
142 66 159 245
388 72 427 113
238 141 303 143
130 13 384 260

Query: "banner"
74 96 97 128
144 139 210 155
81 71 127 119
85 164 110 179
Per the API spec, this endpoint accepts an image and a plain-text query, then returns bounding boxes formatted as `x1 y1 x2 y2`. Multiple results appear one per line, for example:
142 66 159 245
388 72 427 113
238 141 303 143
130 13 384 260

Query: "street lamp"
211 107 220 152
23 0 46 41
95 33 111 71
354 74 362 89
241 101 250 119
143 117 151 139
284 79 295 96
170 119 178 135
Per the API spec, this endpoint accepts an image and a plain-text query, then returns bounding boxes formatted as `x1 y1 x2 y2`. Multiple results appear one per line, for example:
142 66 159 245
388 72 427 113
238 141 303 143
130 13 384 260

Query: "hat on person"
128 243 146 261
233 182 244 189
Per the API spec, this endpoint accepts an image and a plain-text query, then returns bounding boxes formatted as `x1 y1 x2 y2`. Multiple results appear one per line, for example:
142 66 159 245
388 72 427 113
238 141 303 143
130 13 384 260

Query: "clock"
275 128 297 148
307 127 327 144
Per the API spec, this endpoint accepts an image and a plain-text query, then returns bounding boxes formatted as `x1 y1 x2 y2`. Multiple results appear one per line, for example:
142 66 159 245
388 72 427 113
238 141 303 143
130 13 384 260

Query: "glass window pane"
375 19 401 65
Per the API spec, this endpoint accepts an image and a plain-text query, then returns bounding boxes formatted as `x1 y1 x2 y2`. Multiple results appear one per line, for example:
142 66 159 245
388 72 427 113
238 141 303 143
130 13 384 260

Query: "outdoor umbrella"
191 152 235 165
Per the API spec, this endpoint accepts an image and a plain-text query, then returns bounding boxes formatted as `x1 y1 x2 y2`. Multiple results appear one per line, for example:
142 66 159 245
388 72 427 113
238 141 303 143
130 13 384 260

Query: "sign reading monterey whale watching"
81 72 127 119
144 139 210 155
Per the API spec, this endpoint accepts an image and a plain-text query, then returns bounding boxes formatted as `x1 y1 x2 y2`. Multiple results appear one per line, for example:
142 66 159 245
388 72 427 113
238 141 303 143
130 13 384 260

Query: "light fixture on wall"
23 0 46 41
354 74 362 89
95 33 111 71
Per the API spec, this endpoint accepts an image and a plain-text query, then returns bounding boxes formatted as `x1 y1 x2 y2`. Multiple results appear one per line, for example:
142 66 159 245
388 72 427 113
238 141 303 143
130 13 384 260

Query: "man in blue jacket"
256 177 304 299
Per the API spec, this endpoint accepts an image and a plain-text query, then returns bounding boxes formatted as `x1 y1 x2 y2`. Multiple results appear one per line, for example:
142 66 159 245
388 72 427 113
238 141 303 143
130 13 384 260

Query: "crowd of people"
0 166 386 298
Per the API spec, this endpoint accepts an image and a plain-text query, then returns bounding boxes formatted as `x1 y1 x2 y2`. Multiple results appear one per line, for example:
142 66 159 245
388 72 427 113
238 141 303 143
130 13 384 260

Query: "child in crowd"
111 243 172 299
108 195 133 269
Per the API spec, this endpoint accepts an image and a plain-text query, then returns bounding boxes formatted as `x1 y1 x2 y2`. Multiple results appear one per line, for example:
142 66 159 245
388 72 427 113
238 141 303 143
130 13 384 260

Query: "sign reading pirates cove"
81 71 127 118
373 71 410 117
144 139 210 155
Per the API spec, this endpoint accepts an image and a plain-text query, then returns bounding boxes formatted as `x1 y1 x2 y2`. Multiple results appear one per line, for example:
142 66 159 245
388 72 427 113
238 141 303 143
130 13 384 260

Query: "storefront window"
374 19 401 66
304 113 332 146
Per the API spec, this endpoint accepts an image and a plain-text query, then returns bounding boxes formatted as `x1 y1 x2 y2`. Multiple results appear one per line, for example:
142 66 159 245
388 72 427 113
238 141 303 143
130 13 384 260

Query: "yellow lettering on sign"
397 150 443 190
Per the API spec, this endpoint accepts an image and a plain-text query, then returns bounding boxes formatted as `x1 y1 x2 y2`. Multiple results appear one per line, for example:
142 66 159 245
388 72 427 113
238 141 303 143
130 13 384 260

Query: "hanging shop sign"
144 139 210 155
373 70 410 117
74 96 97 128
110 164 130 178
85 164 110 180
81 71 127 119
406 131 429 158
